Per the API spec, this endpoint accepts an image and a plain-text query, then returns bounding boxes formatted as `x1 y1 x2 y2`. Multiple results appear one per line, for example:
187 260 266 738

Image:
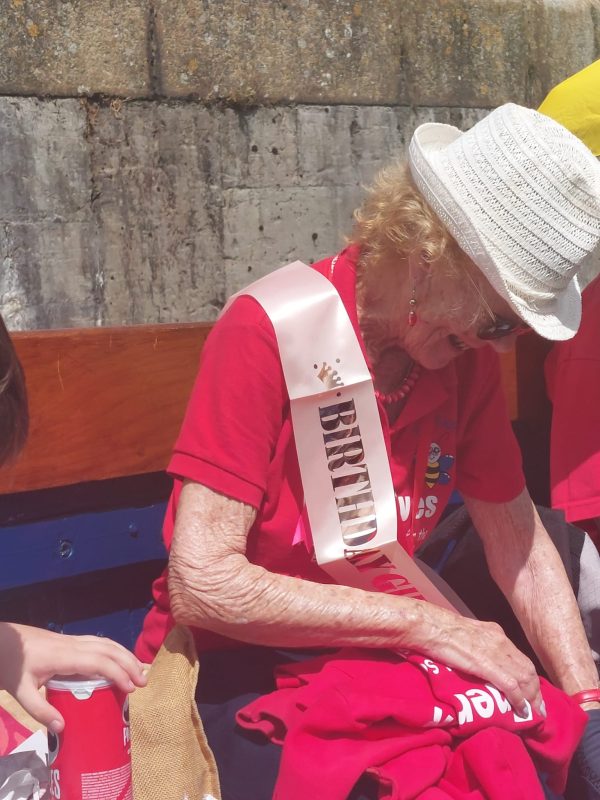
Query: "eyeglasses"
477 315 530 340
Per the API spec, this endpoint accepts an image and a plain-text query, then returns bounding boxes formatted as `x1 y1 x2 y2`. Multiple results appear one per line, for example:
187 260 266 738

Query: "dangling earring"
408 285 418 327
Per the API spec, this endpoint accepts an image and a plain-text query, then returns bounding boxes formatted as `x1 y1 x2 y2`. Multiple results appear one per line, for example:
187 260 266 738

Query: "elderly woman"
137 104 600 799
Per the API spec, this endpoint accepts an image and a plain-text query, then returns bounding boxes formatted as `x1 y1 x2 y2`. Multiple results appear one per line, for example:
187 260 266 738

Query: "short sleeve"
168 296 287 509
455 349 525 503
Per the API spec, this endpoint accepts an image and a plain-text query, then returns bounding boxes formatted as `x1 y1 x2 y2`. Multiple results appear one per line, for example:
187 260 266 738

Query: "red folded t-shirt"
237 649 586 800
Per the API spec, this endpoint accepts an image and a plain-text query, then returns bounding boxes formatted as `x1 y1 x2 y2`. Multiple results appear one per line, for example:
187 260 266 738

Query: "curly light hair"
350 162 460 264
349 161 493 326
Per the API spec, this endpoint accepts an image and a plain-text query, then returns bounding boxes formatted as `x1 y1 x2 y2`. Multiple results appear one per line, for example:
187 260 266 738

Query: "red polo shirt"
546 275 600 524
136 247 525 661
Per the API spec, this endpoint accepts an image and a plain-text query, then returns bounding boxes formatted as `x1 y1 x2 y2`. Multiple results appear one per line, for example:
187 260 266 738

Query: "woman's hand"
0 622 147 732
465 490 600 701
409 605 543 717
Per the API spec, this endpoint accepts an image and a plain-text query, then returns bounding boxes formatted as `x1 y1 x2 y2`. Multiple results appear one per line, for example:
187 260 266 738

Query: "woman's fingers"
472 621 541 713
415 613 542 715
487 655 543 718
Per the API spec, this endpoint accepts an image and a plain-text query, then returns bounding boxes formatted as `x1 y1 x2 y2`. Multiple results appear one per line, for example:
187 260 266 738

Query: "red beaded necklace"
374 362 421 405
329 252 421 406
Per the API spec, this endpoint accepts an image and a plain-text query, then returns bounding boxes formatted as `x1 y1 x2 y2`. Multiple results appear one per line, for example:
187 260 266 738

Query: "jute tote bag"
130 625 221 800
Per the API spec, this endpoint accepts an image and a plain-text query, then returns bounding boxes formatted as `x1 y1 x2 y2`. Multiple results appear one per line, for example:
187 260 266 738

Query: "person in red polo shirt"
539 59 600 800
547 276 600 537
541 60 600 543
137 104 600 799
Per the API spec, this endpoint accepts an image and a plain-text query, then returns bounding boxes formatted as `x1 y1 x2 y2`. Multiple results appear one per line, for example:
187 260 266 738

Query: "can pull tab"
71 688 94 700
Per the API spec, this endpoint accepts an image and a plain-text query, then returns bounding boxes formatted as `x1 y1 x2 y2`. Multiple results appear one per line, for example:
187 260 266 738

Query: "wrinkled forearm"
168 482 450 652
169 482 556 713
170 549 429 650
467 490 598 694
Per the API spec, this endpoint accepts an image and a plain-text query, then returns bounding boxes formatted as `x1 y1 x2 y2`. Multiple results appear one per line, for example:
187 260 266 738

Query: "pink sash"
227 261 458 611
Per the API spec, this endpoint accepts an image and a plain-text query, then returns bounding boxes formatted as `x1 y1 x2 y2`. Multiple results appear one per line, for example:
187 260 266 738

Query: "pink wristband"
571 689 600 706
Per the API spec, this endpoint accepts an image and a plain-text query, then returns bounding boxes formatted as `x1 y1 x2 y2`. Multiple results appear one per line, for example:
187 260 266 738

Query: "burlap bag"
130 625 221 800
0 689 44 735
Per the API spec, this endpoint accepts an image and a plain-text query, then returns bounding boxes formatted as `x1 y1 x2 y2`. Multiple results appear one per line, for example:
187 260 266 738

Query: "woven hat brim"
509 274 581 340
408 121 582 341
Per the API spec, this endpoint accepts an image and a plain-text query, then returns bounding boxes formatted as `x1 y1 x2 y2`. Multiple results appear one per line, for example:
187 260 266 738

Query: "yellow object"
538 60 600 156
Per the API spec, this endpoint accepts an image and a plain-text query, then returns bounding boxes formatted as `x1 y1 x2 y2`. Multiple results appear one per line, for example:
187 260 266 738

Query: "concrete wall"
1 0 599 329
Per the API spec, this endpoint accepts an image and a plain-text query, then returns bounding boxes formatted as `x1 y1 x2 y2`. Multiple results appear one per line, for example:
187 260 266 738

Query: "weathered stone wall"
1 0 599 329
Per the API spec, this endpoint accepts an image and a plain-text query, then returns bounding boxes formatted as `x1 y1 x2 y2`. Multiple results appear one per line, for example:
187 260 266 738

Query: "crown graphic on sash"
315 362 344 389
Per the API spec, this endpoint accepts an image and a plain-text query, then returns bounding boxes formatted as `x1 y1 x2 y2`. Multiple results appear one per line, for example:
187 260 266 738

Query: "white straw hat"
408 103 600 340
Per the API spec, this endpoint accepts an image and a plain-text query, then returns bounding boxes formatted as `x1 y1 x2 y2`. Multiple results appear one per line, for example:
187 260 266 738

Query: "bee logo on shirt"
425 442 454 488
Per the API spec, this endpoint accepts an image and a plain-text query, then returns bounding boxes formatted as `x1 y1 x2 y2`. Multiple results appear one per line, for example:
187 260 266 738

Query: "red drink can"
46 676 132 800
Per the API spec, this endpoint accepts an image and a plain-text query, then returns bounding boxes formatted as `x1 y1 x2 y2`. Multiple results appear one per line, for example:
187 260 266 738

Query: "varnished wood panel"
0 324 212 495
0 321 524 496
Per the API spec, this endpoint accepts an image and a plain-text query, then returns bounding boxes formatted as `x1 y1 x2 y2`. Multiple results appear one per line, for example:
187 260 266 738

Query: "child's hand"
0 622 147 732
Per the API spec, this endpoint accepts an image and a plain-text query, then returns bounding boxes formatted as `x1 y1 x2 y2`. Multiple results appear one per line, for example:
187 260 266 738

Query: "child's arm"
0 622 147 732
